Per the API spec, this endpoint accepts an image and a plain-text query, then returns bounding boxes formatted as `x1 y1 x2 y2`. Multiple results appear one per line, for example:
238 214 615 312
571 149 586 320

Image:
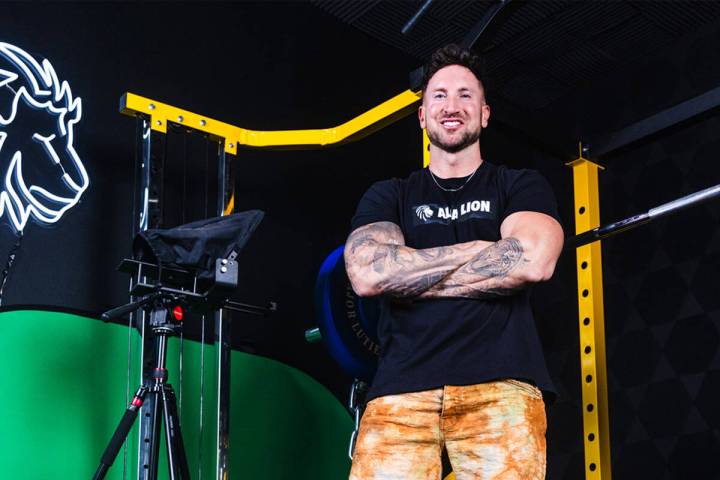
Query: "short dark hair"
421 44 484 95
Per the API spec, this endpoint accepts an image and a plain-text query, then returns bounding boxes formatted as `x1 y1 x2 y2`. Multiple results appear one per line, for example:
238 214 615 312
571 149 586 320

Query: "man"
344 44 564 480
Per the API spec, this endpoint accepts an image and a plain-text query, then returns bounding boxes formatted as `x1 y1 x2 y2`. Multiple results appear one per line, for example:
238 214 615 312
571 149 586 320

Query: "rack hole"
582 289 589 297
583 317 590 326
586 374 593 383
579 206 586 215
581 261 588 269
587 403 594 412
588 433 595 441
584 346 592 354
589 463 597 471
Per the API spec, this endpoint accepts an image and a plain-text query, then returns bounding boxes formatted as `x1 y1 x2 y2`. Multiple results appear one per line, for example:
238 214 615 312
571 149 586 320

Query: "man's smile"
440 118 464 130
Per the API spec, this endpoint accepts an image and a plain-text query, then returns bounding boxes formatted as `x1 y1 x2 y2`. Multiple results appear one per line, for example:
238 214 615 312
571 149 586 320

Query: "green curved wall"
0 309 351 479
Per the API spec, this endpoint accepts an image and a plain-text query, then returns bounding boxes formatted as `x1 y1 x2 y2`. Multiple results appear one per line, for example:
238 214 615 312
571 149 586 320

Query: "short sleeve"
351 179 401 231
500 168 560 223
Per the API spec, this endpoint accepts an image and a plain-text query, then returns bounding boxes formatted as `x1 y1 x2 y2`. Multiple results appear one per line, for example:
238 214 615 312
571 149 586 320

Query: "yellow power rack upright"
567 144 612 480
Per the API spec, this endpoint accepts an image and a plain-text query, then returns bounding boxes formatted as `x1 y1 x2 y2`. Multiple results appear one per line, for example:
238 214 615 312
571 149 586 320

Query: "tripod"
93 293 190 480
93 255 275 480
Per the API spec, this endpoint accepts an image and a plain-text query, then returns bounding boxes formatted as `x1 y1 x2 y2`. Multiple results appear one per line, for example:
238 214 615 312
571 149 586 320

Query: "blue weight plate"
315 246 379 381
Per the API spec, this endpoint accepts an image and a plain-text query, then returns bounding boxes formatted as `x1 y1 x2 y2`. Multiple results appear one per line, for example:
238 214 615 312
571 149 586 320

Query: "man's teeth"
443 121 461 127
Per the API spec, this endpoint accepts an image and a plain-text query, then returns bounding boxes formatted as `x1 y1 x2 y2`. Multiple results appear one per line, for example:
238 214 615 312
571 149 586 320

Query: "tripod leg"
161 383 191 480
141 386 164 480
93 387 147 480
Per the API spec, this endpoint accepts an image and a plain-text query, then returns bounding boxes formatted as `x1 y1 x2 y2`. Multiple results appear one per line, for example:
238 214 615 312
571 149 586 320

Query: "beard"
426 123 481 154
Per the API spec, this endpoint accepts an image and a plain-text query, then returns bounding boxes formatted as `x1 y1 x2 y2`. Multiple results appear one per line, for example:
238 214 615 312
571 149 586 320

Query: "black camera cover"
132 210 264 280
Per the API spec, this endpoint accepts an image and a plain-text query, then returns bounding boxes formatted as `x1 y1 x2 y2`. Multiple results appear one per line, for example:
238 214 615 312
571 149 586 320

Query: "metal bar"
127 117 151 478
147 129 166 230
461 0 512 49
215 143 231 480
401 0 435 35
222 149 236 216
408 0 512 92
592 84 720 157
567 155 612 480
136 116 157 480
120 90 421 155
222 300 273 316
215 308 230 480
650 183 720 218
566 182 720 249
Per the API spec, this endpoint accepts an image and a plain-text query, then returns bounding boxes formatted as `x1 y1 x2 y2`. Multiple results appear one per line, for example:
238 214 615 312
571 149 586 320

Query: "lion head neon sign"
0 42 88 232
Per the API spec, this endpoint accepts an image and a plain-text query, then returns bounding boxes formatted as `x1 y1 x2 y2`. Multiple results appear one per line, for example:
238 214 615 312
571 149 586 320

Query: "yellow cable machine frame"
120 90 422 153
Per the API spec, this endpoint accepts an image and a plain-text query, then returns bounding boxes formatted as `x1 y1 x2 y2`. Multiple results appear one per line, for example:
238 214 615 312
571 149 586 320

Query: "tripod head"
102 254 274 323
112 290 187 335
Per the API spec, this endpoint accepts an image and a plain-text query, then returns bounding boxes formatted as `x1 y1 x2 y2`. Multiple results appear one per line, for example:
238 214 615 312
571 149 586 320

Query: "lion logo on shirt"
0 42 88 232
415 205 434 222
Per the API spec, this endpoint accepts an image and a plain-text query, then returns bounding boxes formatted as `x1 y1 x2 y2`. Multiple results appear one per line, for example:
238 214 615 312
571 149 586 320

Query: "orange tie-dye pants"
349 380 546 480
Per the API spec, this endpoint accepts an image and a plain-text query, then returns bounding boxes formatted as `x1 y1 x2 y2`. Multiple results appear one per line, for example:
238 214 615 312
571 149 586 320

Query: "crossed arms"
344 211 564 299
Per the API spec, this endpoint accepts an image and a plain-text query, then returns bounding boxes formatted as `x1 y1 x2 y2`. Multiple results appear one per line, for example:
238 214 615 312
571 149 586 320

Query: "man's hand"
343 221 492 298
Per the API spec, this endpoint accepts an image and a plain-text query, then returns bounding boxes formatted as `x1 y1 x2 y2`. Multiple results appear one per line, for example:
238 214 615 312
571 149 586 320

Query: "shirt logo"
412 200 492 225
415 204 434 221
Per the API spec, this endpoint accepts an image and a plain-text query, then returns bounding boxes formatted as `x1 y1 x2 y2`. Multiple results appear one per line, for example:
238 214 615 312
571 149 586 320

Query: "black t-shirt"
350 161 560 401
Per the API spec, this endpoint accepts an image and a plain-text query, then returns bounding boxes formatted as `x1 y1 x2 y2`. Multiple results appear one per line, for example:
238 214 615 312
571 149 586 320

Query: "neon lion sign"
0 42 88 232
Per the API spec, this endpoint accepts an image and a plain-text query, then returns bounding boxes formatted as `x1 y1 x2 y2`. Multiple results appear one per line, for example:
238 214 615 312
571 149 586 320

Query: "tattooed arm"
344 221 493 298
420 211 564 299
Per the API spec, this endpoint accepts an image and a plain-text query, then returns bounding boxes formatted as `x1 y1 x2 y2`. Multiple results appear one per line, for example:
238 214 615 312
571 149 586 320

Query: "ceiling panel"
312 0 720 115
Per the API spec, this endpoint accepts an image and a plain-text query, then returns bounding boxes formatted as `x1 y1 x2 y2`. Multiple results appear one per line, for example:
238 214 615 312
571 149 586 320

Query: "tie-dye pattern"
350 380 546 480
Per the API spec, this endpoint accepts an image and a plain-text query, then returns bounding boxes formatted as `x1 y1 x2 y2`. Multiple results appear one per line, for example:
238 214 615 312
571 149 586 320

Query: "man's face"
419 65 490 154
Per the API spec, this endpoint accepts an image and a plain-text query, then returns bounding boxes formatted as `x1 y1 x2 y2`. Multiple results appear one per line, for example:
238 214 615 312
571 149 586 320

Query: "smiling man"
344 44 564 480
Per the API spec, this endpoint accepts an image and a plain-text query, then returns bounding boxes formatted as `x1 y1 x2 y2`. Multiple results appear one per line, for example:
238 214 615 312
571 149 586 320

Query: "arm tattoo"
423 238 529 299
463 237 525 277
378 270 453 298
345 221 472 298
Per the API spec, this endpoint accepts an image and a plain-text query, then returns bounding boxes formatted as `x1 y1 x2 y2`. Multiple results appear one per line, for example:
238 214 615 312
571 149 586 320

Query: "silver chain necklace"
427 165 480 192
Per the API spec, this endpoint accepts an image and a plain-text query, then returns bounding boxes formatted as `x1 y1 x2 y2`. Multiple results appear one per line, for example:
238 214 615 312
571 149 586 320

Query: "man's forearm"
344 221 492 298
419 237 529 299
422 212 565 299
347 213 563 300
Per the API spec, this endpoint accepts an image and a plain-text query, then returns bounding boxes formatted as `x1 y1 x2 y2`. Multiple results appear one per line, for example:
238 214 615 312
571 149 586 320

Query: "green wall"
0 310 351 479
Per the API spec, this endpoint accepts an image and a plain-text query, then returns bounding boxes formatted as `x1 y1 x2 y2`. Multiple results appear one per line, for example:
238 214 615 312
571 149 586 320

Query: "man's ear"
481 104 491 128
418 105 426 129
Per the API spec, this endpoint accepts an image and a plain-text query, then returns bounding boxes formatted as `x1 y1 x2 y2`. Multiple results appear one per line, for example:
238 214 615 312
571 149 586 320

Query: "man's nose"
442 97 460 115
